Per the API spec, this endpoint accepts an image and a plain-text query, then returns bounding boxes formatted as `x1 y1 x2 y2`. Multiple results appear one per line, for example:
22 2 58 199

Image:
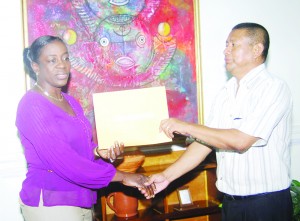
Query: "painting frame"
21 0 204 125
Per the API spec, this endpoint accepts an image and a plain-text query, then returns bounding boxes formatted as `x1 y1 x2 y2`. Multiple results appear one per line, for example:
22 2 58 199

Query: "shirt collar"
225 63 266 90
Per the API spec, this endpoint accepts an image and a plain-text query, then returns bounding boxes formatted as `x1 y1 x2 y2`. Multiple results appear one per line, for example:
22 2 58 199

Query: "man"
142 23 293 221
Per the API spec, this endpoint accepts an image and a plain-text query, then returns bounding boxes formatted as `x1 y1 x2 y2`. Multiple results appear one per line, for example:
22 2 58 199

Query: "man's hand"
160 118 190 138
122 173 155 198
138 173 170 199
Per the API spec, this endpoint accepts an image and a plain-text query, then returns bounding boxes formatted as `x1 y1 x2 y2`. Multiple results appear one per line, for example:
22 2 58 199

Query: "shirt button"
47 170 53 173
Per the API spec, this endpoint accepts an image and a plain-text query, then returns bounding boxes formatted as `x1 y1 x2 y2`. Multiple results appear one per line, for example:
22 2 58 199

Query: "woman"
17 35 153 221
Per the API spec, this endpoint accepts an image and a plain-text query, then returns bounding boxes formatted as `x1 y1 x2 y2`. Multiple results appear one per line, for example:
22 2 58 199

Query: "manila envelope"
93 86 172 149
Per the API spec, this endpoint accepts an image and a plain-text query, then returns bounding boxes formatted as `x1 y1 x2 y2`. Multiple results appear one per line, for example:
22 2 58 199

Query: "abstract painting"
23 0 202 137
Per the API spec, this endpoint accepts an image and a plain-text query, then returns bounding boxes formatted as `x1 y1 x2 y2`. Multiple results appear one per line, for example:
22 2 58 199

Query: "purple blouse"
16 91 116 207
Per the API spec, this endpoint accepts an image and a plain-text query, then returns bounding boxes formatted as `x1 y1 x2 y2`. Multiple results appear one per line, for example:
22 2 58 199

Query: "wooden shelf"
96 150 222 221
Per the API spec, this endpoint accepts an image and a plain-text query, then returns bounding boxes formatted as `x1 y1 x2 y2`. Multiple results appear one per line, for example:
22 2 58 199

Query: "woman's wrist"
94 146 116 163
112 170 126 183
94 147 100 157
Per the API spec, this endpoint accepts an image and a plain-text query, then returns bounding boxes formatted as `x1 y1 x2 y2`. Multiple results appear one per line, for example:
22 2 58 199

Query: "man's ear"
253 43 264 59
31 62 39 74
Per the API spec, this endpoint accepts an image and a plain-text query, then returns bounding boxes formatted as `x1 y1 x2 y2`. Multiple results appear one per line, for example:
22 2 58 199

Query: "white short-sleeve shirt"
207 64 293 196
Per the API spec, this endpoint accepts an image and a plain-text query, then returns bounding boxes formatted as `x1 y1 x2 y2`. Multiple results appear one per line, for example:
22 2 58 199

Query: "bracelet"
187 136 211 147
94 147 116 163
94 147 100 157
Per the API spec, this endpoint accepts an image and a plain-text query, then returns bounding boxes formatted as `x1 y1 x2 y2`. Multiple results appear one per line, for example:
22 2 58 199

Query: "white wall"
0 0 299 220
0 1 27 220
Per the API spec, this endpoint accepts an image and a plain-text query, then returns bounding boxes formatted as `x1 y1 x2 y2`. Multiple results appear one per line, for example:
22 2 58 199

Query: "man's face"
224 29 256 78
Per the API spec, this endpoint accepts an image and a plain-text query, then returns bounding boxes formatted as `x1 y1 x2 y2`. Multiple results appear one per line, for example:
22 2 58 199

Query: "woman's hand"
122 173 156 198
138 173 170 199
95 141 124 162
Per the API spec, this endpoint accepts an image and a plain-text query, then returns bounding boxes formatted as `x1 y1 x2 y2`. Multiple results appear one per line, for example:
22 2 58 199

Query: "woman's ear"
31 62 40 75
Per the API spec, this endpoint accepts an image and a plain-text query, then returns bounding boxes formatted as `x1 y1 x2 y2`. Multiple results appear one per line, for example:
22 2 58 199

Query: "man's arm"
160 118 259 152
142 142 212 198
188 125 258 152
162 141 212 182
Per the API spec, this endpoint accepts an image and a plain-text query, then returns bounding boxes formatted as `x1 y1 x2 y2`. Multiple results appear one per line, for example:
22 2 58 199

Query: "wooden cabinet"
95 149 222 221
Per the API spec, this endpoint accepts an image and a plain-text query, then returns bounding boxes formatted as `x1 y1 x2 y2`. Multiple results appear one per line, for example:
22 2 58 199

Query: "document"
93 86 172 149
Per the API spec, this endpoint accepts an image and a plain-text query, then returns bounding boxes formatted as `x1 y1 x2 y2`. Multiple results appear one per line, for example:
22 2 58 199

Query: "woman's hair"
23 35 65 81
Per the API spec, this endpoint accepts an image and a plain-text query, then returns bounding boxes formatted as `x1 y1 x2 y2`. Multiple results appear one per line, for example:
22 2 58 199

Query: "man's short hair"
233 22 270 61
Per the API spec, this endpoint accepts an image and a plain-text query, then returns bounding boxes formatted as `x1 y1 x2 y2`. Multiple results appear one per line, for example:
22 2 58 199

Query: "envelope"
93 86 171 149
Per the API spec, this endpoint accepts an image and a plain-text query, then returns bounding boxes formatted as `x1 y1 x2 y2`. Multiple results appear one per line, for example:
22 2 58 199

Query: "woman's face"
33 40 71 88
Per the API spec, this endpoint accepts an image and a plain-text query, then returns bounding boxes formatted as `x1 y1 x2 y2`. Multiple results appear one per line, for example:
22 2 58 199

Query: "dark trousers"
221 188 293 221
